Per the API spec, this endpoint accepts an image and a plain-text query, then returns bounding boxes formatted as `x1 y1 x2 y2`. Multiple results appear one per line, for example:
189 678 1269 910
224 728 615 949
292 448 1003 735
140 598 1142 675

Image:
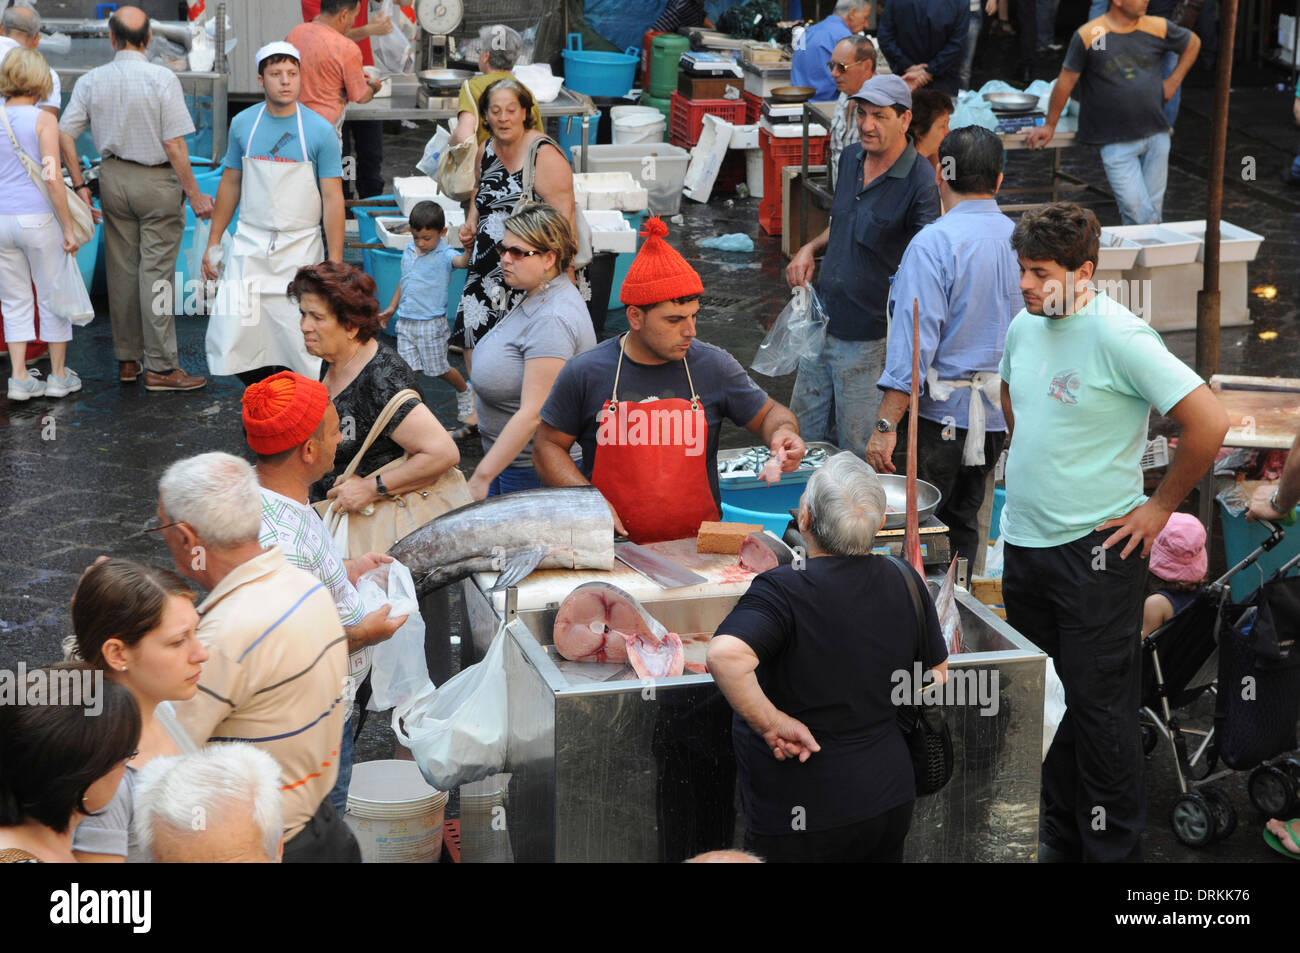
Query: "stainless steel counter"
346 76 596 125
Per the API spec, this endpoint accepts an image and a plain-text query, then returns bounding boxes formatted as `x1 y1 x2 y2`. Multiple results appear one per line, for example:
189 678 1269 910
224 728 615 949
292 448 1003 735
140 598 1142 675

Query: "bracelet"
1271 490 1293 515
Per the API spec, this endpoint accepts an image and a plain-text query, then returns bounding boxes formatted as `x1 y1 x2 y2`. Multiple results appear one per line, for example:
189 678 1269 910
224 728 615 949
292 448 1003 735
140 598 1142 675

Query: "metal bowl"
768 85 816 103
982 91 1040 112
417 68 475 95
876 474 942 529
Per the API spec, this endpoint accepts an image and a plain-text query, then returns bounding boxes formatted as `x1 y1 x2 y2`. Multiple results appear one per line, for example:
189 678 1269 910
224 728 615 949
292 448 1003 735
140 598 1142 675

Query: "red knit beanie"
619 217 704 306
242 371 330 456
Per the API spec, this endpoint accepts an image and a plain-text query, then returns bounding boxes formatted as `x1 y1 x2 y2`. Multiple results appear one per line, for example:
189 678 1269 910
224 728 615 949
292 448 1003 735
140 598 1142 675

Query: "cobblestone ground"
1 75 1296 861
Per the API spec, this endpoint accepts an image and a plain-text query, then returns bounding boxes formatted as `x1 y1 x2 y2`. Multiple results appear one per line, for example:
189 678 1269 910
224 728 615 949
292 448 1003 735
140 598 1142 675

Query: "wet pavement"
2 70 1298 862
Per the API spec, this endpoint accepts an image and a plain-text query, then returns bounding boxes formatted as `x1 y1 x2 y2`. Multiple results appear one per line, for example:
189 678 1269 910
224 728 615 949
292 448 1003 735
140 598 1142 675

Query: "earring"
120 665 127 672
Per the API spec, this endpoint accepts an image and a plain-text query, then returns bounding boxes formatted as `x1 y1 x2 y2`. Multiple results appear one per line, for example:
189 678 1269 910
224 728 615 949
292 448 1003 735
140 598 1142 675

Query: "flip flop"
1263 819 1300 859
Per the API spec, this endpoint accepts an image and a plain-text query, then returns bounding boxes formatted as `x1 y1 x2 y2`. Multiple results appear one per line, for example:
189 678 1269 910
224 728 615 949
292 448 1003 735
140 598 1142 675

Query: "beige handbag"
515 135 593 269
0 105 94 245
314 389 472 558
437 138 478 202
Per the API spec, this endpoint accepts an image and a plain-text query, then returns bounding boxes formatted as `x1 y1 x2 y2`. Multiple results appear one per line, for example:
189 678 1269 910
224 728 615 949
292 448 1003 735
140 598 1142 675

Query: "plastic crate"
742 90 763 124
668 90 749 148
1219 500 1300 600
758 129 827 232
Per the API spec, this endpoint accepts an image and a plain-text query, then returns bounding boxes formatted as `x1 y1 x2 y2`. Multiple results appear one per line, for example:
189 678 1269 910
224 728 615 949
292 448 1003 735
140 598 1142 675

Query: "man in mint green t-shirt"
998 202 1227 863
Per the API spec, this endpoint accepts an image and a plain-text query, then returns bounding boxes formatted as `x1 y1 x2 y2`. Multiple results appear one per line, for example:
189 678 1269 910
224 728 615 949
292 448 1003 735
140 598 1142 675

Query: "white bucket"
611 105 666 144
344 759 448 864
745 147 764 199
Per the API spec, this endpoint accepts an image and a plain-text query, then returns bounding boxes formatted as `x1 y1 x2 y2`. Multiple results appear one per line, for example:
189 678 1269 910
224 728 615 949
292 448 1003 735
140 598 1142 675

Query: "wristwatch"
1270 490 1291 515
375 473 392 498
874 418 897 434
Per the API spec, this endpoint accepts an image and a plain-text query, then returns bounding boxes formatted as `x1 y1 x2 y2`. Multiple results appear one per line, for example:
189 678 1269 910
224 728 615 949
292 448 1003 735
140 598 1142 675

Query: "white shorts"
396 316 451 376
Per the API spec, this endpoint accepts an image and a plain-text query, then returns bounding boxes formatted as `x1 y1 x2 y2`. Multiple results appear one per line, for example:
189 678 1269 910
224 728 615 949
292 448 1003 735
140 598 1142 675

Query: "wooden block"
697 521 764 554
677 74 745 100
969 576 1003 607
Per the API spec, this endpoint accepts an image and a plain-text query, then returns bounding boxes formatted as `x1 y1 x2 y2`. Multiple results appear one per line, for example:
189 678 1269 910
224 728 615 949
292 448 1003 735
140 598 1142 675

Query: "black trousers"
891 416 1006 565
1003 530 1148 863
342 119 385 200
281 797 363 863
744 800 914 863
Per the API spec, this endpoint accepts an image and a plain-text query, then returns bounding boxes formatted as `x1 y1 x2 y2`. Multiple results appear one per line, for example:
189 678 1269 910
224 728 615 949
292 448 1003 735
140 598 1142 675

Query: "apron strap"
609 333 700 412
245 104 266 160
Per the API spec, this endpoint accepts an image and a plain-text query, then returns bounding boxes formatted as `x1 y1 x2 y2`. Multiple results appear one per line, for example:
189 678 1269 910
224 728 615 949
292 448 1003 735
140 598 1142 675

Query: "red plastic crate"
668 90 749 148
742 90 763 124
758 129 828 234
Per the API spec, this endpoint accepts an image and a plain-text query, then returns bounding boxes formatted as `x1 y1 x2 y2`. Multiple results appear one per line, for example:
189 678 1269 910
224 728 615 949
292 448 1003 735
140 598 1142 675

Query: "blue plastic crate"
1218 501 1300 599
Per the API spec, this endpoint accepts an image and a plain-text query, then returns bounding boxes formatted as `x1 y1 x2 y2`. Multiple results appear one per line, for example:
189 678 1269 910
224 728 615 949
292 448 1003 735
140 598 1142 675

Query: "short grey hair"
479 24 523 72
800 452 887 555
158 452 262 548
134 744 284 863
833 0 869 17
1 5 41 38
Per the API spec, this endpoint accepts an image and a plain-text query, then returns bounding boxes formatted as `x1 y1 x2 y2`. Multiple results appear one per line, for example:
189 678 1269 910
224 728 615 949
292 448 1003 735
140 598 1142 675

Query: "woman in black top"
288 262 460 507
709 452 949 863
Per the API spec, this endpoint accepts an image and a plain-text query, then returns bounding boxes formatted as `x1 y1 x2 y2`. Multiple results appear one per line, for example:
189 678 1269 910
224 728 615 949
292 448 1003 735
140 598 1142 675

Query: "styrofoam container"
570 143 691 216
1160 219 1265 263
392 176 442 216
345 760 447 864
741 61 792 98
730 123 760 150
1103 224 1200 268
376 210 466 250
745 147 764 197
611 105 666 144
1097 230 1142 271
583 209 638 253
759 119 828 138
574 171 649 212
683 114 734 204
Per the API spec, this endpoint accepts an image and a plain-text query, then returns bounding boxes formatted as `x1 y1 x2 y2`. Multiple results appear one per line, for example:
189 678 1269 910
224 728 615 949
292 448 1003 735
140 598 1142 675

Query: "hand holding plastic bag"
48 253 94 326
358 560 429 711
751 282 828 377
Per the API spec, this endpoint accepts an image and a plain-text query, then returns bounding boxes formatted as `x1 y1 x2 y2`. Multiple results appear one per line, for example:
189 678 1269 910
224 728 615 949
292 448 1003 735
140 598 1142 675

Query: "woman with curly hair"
287 260 460 508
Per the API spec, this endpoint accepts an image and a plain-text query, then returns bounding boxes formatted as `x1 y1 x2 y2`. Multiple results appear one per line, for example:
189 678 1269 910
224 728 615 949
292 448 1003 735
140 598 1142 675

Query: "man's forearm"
877 389 910 427
1043 74 1072 127
1273 433 1300 510
533 438 589 487
163 138 201 195
757 402 799 445
801 226 831 258
1167 35 1201 89
1150 423 1225 511
322 182 345 261
208 179 240 244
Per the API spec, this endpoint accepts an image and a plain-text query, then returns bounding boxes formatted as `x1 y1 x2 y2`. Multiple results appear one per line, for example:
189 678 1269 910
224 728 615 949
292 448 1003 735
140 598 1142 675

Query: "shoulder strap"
338 387 421 481
884 554 927 664
0 106 46 190
520 134 563 205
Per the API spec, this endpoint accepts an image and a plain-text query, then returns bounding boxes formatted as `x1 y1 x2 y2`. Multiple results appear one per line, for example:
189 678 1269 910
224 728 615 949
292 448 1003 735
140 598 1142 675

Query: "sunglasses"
142 516 182 535
495 242 545 260
827 59 864 74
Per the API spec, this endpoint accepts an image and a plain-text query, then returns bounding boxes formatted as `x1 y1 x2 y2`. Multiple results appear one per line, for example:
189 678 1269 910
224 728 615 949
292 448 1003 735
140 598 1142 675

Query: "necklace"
328 341 367 396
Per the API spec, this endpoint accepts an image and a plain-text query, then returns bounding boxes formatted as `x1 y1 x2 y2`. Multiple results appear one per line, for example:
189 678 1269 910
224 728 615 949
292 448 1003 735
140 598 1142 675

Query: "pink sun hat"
1149 512 1208 584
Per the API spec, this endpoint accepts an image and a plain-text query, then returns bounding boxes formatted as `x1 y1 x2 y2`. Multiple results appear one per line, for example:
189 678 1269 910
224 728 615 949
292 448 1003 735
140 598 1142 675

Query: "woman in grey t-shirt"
467 203 596 498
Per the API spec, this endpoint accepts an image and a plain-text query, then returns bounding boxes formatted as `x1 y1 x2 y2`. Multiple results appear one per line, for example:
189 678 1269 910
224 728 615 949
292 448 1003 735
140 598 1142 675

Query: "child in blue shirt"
379 201 474 431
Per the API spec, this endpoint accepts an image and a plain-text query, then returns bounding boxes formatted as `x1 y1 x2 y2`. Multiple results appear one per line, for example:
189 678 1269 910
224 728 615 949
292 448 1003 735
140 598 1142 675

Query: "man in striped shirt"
159 452 360 863
651 0 714 33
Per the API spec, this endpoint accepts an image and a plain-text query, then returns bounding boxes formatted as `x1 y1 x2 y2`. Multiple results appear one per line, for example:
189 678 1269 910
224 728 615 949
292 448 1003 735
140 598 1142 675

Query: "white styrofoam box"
729 123 760 150
683 114 734 204
376 209 467 250
1118 261 1253 331
759 118 828 138
745 147 764 198
582 209 637 254
574 171 649 212
741 61 792 97
569 143 691 216
393 176 441 216
1160 220 1265 264
1104 224 1200 268
1097 231 1141 271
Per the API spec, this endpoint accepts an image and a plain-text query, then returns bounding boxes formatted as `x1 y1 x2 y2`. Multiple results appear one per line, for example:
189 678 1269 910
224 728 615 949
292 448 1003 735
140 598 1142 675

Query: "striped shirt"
258 487 371 702
173 546 348 841
651 0 708 32
58 51 195 165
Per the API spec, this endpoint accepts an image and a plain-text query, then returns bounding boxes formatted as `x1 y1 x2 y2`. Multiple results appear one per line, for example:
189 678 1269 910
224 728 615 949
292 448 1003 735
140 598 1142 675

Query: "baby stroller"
1139 520 1300 848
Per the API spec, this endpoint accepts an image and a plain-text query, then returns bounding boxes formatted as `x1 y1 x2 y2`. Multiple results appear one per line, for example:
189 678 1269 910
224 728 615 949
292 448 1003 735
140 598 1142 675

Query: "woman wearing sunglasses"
464 202 596 499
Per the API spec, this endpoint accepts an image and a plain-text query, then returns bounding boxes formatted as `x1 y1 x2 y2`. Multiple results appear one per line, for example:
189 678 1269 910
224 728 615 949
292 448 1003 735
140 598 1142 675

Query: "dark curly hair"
287 261 384 343
478 77 537 137
1010 202 1101 272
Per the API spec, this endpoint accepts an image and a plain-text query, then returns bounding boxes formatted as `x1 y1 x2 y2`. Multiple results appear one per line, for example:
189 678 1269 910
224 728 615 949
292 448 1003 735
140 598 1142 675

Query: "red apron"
589 335 718 544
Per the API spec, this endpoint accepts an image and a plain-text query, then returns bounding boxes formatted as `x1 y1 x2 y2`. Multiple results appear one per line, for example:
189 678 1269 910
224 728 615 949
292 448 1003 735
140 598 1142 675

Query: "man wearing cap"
826 35 877 192
242 371 406 817
787 74 940 460
203 42 345 387
534 218 805 544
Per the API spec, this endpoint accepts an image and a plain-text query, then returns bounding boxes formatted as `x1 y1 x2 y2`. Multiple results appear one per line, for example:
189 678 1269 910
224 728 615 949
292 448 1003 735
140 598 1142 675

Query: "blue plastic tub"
989 486 1005 542
561 34 639 97
367 246 403 321
606 209 647 311
720 479 812 537
76 199 102 291
1218 501 1300 600
556 110 602 157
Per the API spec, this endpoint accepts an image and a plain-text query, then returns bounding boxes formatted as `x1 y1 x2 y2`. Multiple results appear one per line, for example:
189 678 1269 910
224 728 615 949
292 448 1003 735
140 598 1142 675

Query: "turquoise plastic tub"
989 486 1005 542
367 246 403 321
1218 501 1300 600
606 209 647 311
556 110 602 157
76 199 102 290
720 479 811 537
561 34 639 97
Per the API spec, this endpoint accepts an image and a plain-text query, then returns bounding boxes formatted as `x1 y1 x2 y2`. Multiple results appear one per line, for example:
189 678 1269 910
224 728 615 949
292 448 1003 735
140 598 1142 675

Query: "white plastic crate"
1097 230 1141 271
1160 220 1265 264
568 143 691 216
392 176 441 216
1140 435 1170 471
573 171 649 212
582 209 638 254
1103 224 1200 268
376 209 466 250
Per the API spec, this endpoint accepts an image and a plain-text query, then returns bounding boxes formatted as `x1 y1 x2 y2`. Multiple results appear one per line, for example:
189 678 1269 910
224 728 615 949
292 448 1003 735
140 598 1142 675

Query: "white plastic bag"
751 282 828 377
48 253 94 326
359 560 430 711
370 0 415 77
415 124 451 178
393 621 509 791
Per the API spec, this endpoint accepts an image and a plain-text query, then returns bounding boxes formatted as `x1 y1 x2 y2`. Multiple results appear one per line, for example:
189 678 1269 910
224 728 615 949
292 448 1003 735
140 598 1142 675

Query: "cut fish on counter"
935 556 962 654
737 532 795 573
553 581 685 678
388 486 614 594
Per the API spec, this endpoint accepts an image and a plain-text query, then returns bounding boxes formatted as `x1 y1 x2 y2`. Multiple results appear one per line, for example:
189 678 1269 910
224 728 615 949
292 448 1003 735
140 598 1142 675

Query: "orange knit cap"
619 217 704 307
242 371 330 456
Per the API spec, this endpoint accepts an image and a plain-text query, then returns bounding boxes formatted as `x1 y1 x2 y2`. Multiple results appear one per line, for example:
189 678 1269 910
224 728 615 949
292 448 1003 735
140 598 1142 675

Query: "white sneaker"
456 385 475 422
43 368 82 398
7 369 44 400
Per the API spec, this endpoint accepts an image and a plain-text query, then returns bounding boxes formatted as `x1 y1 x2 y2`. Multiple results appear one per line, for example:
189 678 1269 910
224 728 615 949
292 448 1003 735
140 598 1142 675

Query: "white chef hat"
255 41 301 68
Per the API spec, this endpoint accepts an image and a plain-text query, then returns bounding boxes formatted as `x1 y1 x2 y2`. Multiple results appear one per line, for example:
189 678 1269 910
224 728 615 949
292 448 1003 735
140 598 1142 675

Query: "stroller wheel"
1170 792 1217 848
1140 722 1159 756
1200 786 1237 840
1248 764 1297 817
1281 757 1300 788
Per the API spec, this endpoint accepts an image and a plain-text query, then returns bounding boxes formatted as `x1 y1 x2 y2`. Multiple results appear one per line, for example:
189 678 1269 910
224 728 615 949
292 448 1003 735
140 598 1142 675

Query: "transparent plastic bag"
48 253 94 326
370 0 415 76
358 560 429 711
751 282 827 377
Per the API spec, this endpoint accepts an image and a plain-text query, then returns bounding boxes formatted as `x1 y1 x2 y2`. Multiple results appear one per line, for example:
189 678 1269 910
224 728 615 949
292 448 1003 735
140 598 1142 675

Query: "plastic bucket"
366 246 403 319
611 106 666 144
556 109 602 156
344 760 448 864
720 479 812 537
649 33 690 100
561 34 639 98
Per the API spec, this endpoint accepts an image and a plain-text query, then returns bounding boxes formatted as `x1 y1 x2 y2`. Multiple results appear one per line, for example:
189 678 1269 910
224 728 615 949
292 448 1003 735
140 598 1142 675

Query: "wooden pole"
1196 0 1240 380
905 297 924 575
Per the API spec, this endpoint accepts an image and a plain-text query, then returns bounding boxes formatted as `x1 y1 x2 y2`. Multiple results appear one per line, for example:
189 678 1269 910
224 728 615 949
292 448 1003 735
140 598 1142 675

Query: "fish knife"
614 539 708 589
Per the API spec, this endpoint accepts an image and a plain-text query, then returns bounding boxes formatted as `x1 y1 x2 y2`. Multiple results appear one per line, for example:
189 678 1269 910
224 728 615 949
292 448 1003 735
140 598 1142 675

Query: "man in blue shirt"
877 0 969 96
866 126 1019 563
791 1 871 102
786 74 940 459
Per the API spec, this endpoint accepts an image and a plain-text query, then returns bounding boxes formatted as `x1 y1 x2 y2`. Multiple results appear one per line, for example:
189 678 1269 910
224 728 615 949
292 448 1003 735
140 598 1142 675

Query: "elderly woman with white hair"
707 452 949 864
134 743 284 863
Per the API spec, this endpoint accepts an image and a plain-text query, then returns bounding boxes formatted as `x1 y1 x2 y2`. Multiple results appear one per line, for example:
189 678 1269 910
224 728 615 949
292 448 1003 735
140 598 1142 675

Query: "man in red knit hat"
534 217 804 544
243 370 404 820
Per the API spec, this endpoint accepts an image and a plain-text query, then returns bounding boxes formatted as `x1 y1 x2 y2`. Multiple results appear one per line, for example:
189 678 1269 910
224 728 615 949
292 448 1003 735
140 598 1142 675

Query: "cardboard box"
677 73 745 100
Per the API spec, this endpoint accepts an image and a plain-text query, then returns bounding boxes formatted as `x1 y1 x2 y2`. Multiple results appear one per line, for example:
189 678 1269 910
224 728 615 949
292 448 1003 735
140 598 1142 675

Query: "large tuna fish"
388 486 615 594
553 581 685 678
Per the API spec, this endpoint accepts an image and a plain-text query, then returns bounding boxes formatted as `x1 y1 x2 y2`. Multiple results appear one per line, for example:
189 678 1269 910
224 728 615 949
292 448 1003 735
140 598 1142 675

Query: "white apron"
205 104 324 377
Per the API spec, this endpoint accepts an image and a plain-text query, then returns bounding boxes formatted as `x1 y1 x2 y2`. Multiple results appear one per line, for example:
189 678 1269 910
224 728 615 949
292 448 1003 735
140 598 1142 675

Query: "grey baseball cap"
850 74 912 110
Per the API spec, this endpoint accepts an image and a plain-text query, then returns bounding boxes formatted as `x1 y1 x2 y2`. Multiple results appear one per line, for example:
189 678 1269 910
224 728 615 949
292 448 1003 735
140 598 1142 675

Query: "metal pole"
1195 0 1239 380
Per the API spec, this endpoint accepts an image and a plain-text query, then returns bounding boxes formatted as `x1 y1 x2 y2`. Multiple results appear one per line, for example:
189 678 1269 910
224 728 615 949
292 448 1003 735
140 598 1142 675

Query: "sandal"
450 422 479 441
1263 819 1300 859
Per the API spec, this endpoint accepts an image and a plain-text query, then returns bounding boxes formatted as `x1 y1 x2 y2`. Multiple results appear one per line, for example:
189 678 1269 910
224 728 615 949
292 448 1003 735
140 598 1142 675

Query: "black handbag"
886 555 954 796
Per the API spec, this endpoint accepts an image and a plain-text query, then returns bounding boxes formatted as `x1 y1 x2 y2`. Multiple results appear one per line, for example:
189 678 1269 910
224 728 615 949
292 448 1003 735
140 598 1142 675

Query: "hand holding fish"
758 710 820 763
327 475 381 513
768 428 804 473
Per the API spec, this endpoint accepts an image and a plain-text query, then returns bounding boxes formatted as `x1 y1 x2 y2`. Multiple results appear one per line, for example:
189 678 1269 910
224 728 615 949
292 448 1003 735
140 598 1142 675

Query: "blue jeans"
1162 49 1181 129
488 464 543 497
789 332 887 459
960 10 982 91
1037 0 1059 45
328 714 354 817
1099 131 1170 225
